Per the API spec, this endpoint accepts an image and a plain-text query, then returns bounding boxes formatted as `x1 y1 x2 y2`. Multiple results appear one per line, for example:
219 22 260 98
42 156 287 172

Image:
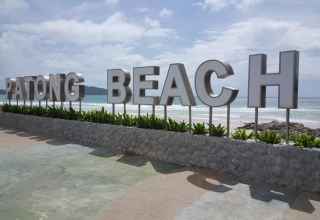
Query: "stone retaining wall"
1 112 320 192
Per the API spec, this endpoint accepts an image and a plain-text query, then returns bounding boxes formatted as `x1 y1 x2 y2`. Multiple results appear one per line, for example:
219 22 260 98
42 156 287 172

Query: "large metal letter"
160 63 196 106
5 78 16 101
107 69 131 104
248 51 299 108
23 76 36 101
65 72 85 101
35 75 49 101
49 74 66 102
133 66 160 105
195 60 239 107
15 77 26 101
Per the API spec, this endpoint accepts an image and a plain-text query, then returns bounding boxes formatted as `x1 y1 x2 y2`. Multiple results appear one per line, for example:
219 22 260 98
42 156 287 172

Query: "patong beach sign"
5 50 299 141
6 72 85 109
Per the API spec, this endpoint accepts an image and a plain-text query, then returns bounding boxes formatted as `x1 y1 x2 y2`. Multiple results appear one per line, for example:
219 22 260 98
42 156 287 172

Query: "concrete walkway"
0 128 320 220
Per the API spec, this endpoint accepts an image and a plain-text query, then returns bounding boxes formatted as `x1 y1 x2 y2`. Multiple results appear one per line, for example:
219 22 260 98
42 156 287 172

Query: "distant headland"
84 86 107 95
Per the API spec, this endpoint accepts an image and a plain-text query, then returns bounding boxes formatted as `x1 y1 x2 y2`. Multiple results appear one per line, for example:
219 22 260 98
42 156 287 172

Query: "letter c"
194 60 239 107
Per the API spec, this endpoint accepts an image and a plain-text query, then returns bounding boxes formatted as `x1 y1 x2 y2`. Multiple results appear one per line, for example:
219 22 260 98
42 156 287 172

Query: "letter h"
248 51 299 109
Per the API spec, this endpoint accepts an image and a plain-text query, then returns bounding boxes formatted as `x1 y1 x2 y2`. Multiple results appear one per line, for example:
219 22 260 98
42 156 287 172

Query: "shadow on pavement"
0 127 70 146
0 127 185 174
187 169 320 214
116 154 186 174
2 127 320 215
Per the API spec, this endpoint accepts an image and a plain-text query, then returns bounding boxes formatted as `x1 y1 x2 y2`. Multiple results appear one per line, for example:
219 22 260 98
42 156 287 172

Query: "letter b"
248 51 299 109
107 69 131 104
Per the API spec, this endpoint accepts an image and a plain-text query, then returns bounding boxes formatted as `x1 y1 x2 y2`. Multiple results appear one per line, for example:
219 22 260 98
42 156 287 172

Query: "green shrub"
6 103 319 148
2 104 9 112
232 129 253 140
46 106 68 119
292 133 318 148
113 113 124 125
120 114 137 127
31 106 47 116
256 130 282 144
192 122 207 135
82 109 115 124
166 118 188 132
208 124 226 137
136 114 166 130
3 104 165 130
2 104 21 113
314 139 320 148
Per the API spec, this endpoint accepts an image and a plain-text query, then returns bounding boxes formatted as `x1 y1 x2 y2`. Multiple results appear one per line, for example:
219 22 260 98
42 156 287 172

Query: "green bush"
208 124 226 137
256 130 282 144
1 104 9 112
292 133 320 148
81 109 114 124
192 122 207 135
166 118 188 132
232 129 253 140
120 114 137 127
6 104 319 147
314 139 320 148
136 114 166 130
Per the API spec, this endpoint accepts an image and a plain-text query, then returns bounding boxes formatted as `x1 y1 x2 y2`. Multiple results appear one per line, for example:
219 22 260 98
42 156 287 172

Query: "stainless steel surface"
65 72 85 102
49 73 66 102
227 104 231 137
195 60 239 107
107 69 132 104
248 51 299 109
255 107 258 141
133 66 160 105
160 63 195 106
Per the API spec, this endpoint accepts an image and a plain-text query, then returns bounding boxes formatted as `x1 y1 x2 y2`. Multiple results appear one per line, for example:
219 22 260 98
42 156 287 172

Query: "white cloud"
0 0 28 10
196 0 263 11
159 8 173 18
8 13 143 45
105 0 119 6
153 18 320 85
195 0 228 11
144 17 160 28
164 18 320 60
0 12 176 87
144 27 175 39
236 0 263 9
143 17 177 38
136 7 149 13
6 13 176 45
0 29 151 87
1 15 320 92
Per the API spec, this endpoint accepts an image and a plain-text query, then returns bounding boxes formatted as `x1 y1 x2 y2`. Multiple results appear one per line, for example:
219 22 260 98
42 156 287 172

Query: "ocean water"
1 95 319 129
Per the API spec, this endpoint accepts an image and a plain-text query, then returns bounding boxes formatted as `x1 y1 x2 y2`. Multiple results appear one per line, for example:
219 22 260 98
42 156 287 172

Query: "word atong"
6 72 84 103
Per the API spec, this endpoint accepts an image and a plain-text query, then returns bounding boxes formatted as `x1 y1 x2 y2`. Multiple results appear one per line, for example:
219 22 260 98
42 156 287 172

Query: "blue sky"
1 0 320 97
